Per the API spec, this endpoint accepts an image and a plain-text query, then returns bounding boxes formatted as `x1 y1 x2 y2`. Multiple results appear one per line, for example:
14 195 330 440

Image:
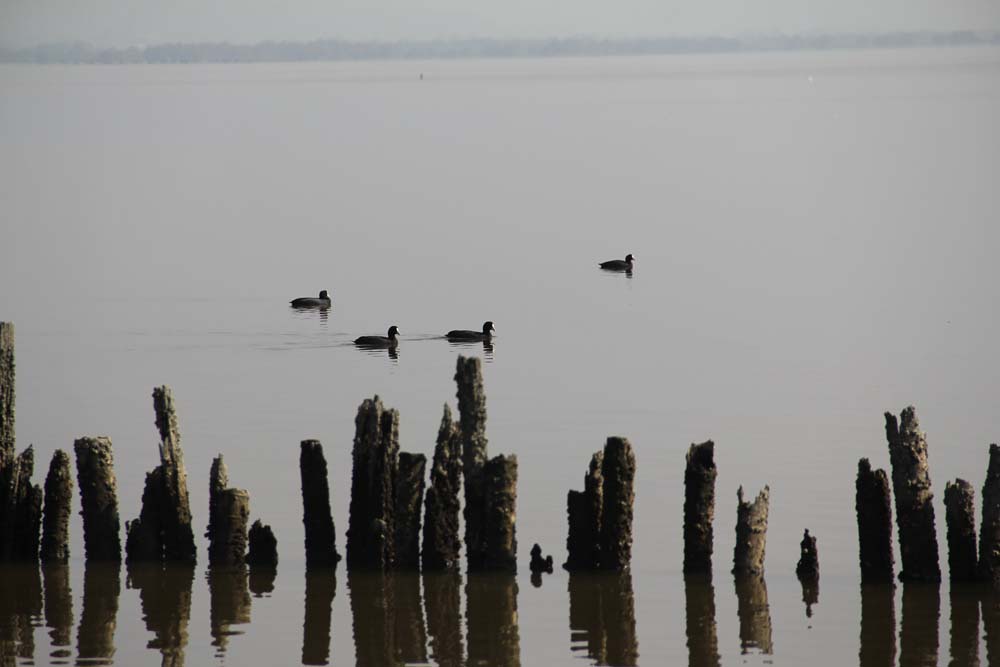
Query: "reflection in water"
423 573 464 667
207 566 251 657
302 568 336 666
249 565 277 598
899 583 939 667
447 339 494 363
949 584 980 667
734 574 772 655
0 562 42 664
859 583 896 667
290 305 330 324
348 572 428 666
800 576 819 619
684 575 720 667
77 562 120 665
467 574 521 667
568 572 638 666
984 589 1000 666
42 564 72 663
127 562 194 667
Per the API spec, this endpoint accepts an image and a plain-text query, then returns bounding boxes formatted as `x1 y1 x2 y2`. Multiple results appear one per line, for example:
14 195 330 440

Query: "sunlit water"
1 46 999 665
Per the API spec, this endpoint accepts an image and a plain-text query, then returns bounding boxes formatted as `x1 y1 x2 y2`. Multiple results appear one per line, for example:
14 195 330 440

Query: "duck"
290 290 331 308
446 321 495 342
599 254 635 271
354 326 400 348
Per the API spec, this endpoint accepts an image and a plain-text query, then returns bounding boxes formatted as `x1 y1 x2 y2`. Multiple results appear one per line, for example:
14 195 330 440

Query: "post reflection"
859 583 896 667
207 565 251 657
0 562 42 664
800 576 819 619
567 571 638 666
423 572 464 667
949 583 980 667
899 583 939 667
683 574 719 667
249 564 277 598
77 562 120 665
302 568 336 666
733 574 772 655
983 589 1000 666
467 573 522 667
348 572 428 666
126 562 194 667
42 564 72 663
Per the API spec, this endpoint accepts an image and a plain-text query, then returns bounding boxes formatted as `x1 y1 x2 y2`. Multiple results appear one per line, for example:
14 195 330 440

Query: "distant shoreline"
2 31 999 65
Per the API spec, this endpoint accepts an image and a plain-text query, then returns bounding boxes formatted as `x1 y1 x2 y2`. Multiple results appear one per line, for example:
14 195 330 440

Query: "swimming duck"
354 326 400 347
290 290 331 308
599 254 634 271
446 321 495 341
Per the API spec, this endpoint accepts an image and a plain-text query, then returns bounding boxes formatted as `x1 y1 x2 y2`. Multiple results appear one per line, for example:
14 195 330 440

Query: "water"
1 46 999 665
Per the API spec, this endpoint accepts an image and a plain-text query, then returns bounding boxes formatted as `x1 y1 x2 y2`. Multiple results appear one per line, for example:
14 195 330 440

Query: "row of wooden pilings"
2 319 998 587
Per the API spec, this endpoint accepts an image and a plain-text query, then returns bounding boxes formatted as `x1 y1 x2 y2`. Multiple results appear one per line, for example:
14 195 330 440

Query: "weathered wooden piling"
125 386 196 563
856 458 894 583
734 574 773 655
482 454 518 573
247 519 278 567
796 529 819 580
944 479 978 582
564 451 603 571
422 405 462 572
684 440 716 576
0 325 44 563
598 437 635 571
456 356 489 566
299 440 340 567
885 407 941 582
347 396 399 570
394 452 426 570
40 450 73 563
732 486 769 576
74 437 121 561
979 444 1000 586
205 456 250 567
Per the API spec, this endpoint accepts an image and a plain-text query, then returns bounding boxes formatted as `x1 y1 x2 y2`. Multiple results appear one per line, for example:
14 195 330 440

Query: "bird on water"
599 254 635 271
290 290 332 308
354 326 400 348
446 321 495 342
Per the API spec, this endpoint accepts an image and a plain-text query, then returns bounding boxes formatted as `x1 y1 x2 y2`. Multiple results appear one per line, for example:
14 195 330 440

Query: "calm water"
1 46 999 665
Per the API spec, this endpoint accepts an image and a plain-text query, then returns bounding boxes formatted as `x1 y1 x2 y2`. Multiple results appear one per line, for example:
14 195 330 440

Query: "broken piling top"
796 529 819 580
732 485 769 576
0 322 13 457
300 439 341 567
455 355 488 478
683 440 717 575
599 437 636 571
153 385 182 464
206 455 250 567
979 444 1000 584
855 458 894 583
147 385 196 562
885 406 940 582
422 404 463 572
74 436 122 562
41 449 74 563
944 478 978 582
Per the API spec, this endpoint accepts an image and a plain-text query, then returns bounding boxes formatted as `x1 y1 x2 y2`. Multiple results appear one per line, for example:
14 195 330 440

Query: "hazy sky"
2 0 999 48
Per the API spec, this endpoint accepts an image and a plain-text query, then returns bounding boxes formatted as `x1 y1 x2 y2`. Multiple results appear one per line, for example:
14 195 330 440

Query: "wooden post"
206 455 249 567
482 454 518 573
564 451 603 571
300 440 340 567
0 322 14 455
74 437 121 561
247 519 278 567
422 405 462 572
856 458 894 582
40 450 73 563
598 437 635 572
347 396 399 571
885 407 940 582
944 479 978 582
684 440 716 575
456 356 488 571
732 486 769 576
979 444 1000 586
394 452 426 570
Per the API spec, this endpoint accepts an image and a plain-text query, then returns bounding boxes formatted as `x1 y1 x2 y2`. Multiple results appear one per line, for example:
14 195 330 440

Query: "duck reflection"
949 583 980 667
467 573 521 667
302 567 336 666
249 564 277 598
859 582 896 667
42 564 72 663
899 583 939 667
734 574 772 655
447 339 494 361
77 562 120 665
126 562 194 667
0 562 42 663
683 574 719 667
568 571 638 666
348 572 428 666
207 565 251 657
423 572 464 667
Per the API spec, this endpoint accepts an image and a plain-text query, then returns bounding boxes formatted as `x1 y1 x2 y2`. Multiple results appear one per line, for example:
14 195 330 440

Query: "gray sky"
2 0 999 48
